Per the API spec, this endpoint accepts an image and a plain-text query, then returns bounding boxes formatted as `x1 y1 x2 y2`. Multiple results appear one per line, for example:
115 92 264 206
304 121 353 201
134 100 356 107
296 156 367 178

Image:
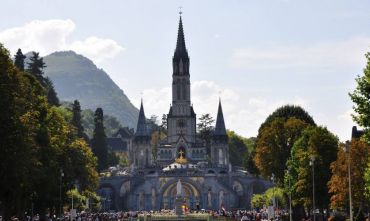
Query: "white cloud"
69 37 123 63
0 19 123 63
231 37 370 70
134 80 312 138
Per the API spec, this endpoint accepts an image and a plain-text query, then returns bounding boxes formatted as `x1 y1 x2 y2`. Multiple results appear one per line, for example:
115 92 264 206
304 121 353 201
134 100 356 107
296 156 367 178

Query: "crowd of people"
5 208 292 221
6 208 369 221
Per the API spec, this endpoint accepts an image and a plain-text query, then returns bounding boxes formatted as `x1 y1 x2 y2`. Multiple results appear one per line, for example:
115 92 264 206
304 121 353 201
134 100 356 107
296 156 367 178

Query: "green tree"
251 187 286 209
0 44 98 218
151 130 167 160
197 113 215 153
14 48 26 71
264 187 287 208
72 100 85 138
32 107 98 216
27 51 46 86
251 194 266 208
147 114 159 133
328 139 370 220
27 52 59 106
259 105 315 133
91 107 108 171
45 76 60 106
79 108 122 138
254 117 309 185
349 52 370 144
245 150 260 176
0 44 42 220
160 114 167 134
365 160 370 202
227 130 249 167
288 126 338 211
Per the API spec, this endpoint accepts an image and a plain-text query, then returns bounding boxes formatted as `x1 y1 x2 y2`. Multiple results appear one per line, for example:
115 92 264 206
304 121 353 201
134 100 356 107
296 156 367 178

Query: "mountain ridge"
41 50 139 128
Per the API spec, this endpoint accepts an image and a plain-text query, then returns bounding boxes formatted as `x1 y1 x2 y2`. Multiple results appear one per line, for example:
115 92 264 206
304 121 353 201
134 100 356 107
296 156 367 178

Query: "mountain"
42 51 138 128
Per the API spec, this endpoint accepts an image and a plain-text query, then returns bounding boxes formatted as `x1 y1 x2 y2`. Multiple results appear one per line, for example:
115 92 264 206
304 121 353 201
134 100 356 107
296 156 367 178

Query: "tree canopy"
254 117 309 185
0 44 98 219
26 51 59 106
227 130 250 167
328 139 370 217
198 114 215 154
91 107 108 171
287 126 338 210
259 105 315 133
349 52 370 144
14 48 26 71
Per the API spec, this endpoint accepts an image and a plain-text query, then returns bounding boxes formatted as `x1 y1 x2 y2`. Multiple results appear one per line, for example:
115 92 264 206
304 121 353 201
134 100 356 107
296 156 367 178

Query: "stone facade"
98 15 270 211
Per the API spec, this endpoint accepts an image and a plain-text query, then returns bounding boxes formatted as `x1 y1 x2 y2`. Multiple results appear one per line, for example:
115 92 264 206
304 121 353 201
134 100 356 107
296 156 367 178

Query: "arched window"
179 59 183 74
176 79 181 100
182 79 186 100
218 149 223 165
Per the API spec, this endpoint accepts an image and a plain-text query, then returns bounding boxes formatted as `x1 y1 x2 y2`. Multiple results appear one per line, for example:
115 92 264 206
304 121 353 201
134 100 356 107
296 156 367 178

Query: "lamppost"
287 169 293 221
344 141 353 221
271 174 275 209
101 197 106 211
60 169 64 216
309 156 316 221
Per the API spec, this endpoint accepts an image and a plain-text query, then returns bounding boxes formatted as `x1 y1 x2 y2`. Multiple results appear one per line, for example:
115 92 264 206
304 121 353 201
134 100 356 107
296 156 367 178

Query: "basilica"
99 15 270 211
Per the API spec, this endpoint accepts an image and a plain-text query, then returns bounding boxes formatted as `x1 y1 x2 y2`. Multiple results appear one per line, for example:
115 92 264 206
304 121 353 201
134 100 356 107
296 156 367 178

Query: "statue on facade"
175 179 184 215
176 179 183 196
208 190 212 208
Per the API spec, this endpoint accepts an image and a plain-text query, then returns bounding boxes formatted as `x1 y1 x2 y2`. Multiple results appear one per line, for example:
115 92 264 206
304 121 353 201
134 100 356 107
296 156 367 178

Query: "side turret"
131 100 152 168
211 99 229 166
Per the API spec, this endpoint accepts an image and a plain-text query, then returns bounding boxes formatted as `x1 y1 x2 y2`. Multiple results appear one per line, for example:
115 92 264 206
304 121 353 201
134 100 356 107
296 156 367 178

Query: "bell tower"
172 15 191 107
167 14 196 144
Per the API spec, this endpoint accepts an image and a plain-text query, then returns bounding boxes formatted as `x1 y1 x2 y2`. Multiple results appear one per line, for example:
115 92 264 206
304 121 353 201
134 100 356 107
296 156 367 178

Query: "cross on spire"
179 6 183 15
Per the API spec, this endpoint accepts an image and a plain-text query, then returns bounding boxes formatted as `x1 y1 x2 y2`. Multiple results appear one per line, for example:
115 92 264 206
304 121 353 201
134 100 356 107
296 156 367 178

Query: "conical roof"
173 16 189 61
214 99 227 136
135 100 149 137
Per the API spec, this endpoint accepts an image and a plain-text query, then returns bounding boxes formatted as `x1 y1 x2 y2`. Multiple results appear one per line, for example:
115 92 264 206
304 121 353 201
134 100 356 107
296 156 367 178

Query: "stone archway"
160 179 202 210
98 184 116 211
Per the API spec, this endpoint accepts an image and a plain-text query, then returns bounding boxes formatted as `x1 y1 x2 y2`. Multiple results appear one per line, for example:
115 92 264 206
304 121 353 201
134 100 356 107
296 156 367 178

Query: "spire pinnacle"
214 99 227 136
135 99 149 137
174 13 189 61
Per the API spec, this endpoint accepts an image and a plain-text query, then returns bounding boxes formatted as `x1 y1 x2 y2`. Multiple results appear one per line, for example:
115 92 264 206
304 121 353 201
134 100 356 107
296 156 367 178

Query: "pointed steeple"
135 99 149 137
214 99 227 136
173 15 189 62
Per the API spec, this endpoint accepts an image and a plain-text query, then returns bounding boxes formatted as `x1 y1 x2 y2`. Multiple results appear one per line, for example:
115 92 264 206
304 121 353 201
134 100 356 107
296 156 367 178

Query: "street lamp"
60 169 64 216
309 156 316 221
269 173 276 220
271 174 275 209
287 169 293 221
71 181 79 211
344 141 353 221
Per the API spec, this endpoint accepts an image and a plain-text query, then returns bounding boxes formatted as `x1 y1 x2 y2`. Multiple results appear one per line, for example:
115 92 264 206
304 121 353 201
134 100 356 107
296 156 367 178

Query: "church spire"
135 99 149 137
173 15 189 62
214 99 227 136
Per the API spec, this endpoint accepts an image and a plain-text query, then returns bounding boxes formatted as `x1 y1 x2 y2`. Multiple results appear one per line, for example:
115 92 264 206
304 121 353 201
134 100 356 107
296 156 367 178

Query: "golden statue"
175 150 188 164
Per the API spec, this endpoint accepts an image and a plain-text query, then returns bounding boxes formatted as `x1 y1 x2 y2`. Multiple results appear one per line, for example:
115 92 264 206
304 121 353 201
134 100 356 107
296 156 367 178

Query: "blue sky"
1 0 370 141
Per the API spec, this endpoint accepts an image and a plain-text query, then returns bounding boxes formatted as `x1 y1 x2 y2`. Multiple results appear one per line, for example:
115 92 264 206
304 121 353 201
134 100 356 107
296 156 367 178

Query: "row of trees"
252 107 370 220
251 51 370 221
0 46 102 219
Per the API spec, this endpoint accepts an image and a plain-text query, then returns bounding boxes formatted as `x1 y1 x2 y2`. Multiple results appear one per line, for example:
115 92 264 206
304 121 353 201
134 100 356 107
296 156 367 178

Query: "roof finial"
179 6 183 15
